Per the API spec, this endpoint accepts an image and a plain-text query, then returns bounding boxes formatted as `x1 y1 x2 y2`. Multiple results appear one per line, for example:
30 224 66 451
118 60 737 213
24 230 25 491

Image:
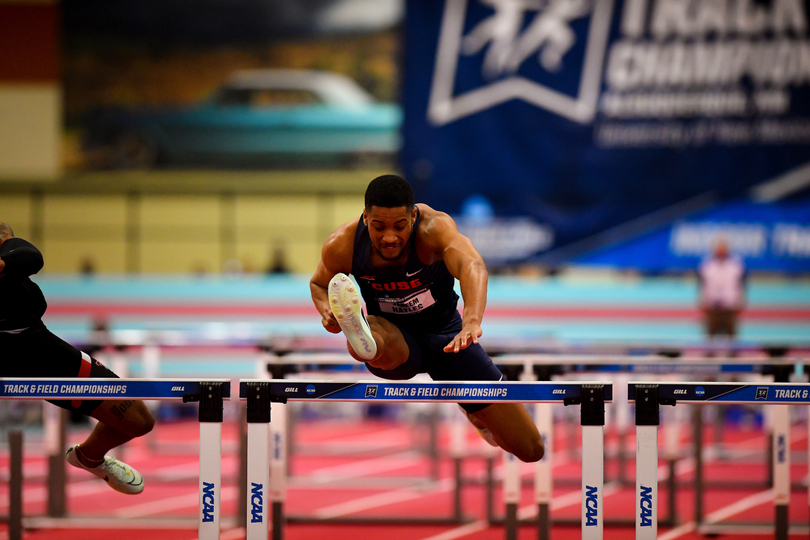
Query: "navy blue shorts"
365 320 504 413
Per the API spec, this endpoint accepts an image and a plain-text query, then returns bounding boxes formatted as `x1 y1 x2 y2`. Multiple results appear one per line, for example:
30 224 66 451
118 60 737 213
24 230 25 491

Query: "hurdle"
0 377 230 540
238 378 613 540
629 381 810 540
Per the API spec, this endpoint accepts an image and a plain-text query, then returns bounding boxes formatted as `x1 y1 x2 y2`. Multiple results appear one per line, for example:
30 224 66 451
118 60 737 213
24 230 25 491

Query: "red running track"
1 408 808 539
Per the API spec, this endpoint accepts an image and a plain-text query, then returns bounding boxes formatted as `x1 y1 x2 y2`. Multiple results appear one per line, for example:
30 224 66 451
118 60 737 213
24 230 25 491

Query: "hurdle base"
698 523 810 536
489 517 658 528
21 516 240 529
286 515 475 526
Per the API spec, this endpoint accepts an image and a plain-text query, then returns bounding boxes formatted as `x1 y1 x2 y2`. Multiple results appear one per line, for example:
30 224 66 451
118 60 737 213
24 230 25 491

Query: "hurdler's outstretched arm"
422 211 489 353
310 221 355 334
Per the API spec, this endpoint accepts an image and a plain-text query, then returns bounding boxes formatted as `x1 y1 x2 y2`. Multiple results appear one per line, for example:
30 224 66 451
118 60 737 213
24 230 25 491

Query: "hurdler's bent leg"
65 399 155 495
81 399 155 461
469 403 544 462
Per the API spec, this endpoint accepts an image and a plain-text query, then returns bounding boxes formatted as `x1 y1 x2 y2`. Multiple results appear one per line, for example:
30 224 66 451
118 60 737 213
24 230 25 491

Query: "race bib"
378 289 436 315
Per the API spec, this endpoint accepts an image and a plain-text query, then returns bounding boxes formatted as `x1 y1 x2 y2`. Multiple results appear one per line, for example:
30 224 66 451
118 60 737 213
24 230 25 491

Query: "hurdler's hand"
321 307 341 334
443 323 482 353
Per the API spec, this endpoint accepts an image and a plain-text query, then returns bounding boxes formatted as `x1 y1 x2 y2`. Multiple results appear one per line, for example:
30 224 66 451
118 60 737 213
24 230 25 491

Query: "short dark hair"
0 222 13 239
365 174 414 211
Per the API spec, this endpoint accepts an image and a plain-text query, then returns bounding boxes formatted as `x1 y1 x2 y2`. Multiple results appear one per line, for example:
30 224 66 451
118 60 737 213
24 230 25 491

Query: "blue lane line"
34 274 810 306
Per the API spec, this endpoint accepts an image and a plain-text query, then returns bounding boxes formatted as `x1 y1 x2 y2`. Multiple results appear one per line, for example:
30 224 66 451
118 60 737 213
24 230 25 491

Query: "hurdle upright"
629 381 810 540
239 378 613 540
0 377 230 540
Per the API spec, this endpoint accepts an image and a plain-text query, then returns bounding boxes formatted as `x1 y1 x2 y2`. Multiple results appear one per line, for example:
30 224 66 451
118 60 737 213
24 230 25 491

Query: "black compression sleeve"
0 238 44 277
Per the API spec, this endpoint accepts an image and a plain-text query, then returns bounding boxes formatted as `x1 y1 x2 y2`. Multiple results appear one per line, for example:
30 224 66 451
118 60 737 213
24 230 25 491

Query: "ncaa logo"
756 387 768 400
695 386 705 396
428 0 615 125
365 385 378 398
306 385 316 395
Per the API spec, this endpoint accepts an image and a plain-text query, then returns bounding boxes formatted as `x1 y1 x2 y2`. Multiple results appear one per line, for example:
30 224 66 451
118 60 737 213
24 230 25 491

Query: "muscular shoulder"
321 218 359 273
415 204 459 253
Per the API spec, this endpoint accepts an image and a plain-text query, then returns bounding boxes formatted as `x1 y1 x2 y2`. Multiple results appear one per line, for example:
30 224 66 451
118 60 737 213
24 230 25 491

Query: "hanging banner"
402 0 810 264
576 199 810 273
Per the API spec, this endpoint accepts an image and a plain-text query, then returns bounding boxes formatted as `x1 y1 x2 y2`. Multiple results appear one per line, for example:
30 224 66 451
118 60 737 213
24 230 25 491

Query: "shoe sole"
328 273 377 360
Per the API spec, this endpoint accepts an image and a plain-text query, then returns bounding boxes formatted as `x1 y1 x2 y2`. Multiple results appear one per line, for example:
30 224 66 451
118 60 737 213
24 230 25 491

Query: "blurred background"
2 3 810 537
0 0 808 348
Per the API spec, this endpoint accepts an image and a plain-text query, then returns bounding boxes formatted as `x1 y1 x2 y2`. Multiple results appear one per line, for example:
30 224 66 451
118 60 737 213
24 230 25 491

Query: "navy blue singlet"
349 207 504 411
351 207 461 334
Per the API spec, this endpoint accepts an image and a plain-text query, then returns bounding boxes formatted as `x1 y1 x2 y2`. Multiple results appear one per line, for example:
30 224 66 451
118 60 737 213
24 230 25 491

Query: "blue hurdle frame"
239 379 613 540
0 377 230 540
629 381 810 540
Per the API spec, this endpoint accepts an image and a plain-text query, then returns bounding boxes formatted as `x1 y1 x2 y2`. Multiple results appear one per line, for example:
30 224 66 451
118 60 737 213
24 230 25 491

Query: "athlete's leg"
425 330 544 463
347 315 410 372
469 403 544 462
72 399 154 465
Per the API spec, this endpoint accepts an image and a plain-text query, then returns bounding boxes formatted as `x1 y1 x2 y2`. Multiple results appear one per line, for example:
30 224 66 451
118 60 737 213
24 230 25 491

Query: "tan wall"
0 168 386 273
0 191 365 274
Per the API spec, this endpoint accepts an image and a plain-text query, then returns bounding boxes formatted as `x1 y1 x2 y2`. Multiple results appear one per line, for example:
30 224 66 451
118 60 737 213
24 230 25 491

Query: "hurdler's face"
364 206 417 261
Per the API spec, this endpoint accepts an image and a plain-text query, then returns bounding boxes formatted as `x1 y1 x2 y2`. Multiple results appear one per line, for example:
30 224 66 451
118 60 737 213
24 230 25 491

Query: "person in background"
309 175 544 463
698 237 747 354
0 221 153 494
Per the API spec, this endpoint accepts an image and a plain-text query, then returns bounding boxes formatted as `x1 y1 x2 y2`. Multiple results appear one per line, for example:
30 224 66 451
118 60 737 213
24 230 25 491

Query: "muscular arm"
310 222 356 333
421 208 488 352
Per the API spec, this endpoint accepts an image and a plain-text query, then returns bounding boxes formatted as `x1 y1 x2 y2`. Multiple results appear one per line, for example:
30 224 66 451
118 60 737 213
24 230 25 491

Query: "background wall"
0 1 61 180
0 169 383 274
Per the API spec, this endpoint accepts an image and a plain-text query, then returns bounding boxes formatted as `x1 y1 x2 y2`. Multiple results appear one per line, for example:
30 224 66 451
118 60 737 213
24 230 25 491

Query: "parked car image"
81 69 402 168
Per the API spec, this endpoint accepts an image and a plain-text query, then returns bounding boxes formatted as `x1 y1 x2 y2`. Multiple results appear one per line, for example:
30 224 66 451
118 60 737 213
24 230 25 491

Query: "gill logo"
428 0 614 125
585 485 598 526
639 485 653 526
201 481 216 522
250 483 263 523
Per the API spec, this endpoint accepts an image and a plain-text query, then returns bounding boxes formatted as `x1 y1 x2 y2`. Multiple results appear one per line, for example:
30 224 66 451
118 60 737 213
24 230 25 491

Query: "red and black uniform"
351 209 503 413
0 237 117 413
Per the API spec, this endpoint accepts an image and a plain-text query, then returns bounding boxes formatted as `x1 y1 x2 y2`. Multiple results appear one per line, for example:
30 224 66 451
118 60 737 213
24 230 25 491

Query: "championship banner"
628 382 810 403
578 198 810 271
402 0 810 265
0 378 231 400
239 379 613 403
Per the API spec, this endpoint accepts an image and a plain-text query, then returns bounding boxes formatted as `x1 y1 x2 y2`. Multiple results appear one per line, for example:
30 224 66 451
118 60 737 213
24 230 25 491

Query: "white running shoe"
328 273 377 360
65 445 145 495
460 406 499 447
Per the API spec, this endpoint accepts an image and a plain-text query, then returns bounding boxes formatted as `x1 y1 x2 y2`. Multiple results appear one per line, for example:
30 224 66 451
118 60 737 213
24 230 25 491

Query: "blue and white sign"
239 379 613 403
577 199 810 272
402 0 810 262
0 378 231 400
629 382 810 403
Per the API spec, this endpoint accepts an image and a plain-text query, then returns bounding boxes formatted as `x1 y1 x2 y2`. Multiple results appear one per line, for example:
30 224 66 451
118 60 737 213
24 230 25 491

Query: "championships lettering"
3 384 128 395
381 386 508 398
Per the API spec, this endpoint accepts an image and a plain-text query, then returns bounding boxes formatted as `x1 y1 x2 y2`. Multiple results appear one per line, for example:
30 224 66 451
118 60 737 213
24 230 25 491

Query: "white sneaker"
65 445 144 495
328 273 377 360
460 406 499 447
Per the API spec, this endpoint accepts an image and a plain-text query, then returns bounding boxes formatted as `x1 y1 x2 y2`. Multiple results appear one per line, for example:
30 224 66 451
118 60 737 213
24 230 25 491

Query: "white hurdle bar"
238 379 613 540
0 377 230 540
628 381 810 540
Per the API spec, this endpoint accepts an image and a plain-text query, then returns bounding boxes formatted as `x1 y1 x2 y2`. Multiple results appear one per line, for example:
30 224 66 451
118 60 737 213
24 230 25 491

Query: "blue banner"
402 0 810 263
629 382 810 403
577 199 810 272
241 379 613 402
0 378 230 400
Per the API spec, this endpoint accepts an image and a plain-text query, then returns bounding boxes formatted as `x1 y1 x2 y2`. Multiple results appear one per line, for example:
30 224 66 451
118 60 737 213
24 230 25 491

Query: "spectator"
698 238 746 354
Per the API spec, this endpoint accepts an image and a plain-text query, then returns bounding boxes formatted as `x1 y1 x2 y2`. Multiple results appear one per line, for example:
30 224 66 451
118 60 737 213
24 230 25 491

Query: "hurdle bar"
490 354 800 529
238 379 613 540
0 377 230 540
628 381 810 540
